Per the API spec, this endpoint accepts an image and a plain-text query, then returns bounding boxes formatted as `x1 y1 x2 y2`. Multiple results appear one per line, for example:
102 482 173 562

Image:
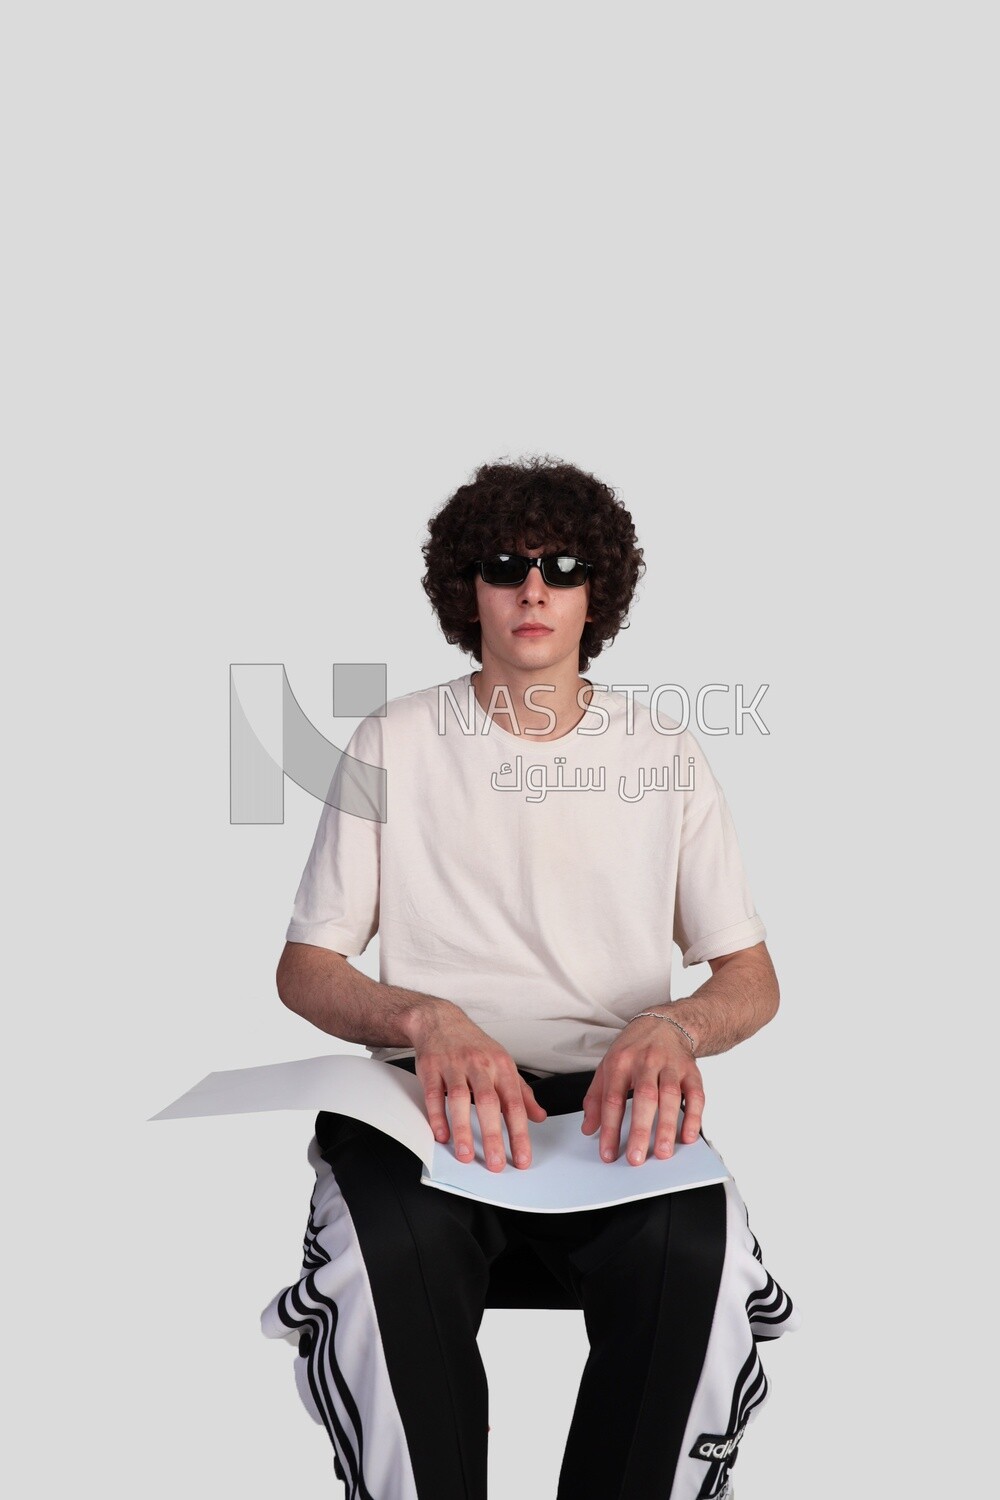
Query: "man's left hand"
580 1015 705 1165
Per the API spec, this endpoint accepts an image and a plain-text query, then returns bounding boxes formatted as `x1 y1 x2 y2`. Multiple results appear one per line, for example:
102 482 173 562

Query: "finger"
520 1078 548 1123
679 1077 706 1143
598 1074 630 1162
624 1078 661 1165
499 1083 534 1169
418 1070 451 1145
467 1071 509 1172
579 1066 603 1136
443 1076 476 1162
651 1078 685 1159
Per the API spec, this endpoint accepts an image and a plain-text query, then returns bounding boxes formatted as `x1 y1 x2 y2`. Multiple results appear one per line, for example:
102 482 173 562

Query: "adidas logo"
690 1422 747 1463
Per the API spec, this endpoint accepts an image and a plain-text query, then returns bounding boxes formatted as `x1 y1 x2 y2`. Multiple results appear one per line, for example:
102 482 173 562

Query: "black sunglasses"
468 552 593 588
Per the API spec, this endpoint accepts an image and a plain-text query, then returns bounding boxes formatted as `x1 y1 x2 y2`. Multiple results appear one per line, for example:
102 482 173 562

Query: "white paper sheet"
150 1054 730 1212
425 1102 729 1212
149 1054 435 1169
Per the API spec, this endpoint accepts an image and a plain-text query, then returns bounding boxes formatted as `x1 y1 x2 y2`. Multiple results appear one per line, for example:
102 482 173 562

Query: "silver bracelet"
625 1010 697 1055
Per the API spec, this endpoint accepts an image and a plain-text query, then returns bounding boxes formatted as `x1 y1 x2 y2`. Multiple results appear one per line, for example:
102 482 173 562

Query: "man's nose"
518 558 550 604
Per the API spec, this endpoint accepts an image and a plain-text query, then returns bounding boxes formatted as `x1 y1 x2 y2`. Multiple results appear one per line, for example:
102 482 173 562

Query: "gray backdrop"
5 3 993 1497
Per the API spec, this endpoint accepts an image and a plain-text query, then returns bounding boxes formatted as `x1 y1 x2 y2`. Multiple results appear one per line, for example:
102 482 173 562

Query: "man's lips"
513 624 553 635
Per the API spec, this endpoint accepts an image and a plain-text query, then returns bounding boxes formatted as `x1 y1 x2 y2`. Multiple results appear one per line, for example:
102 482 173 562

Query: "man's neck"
471 666 594 741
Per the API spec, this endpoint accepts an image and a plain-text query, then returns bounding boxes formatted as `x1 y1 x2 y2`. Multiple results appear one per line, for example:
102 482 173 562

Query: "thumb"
580 1068 603 1134
521 1079 548 1120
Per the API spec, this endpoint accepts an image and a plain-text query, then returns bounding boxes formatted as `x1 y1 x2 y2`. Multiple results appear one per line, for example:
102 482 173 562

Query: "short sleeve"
284 713 384 957
672 731 767 968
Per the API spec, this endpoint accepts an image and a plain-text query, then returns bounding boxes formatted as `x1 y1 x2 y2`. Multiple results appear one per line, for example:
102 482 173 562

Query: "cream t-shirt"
286 672 766 1077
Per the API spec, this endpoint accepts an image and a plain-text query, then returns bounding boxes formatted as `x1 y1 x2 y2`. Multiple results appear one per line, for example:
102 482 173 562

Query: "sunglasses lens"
543 555 589 586
481 554 528 585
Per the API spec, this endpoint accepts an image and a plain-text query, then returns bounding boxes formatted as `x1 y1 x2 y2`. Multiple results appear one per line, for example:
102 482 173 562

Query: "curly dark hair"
421 455 645 672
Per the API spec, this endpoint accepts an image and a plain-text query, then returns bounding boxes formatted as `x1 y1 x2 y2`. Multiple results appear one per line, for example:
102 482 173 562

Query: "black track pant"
261 1063 798 1499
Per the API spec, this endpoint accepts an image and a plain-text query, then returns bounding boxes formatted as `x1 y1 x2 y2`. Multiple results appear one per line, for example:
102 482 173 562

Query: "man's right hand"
409 1003 547 1173
275 946 544 1174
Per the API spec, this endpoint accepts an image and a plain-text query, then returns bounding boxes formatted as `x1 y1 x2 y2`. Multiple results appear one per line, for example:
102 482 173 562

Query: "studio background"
4 4 992 1497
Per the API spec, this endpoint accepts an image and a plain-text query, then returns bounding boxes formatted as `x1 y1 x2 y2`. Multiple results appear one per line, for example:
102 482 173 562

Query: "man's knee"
574 1183 726 1285
310 1130 495 1308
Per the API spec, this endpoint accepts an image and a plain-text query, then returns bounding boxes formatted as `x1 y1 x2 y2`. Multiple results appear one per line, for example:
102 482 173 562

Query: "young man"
261 457 798 1500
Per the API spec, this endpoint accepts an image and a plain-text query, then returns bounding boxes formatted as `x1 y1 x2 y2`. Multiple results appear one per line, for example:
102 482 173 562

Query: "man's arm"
659 941 779 1057
276 941 548 1170
276 940 457 1048
580 941 778 1165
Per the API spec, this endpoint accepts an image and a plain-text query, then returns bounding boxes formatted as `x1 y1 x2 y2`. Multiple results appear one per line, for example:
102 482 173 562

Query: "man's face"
470 544 593 678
